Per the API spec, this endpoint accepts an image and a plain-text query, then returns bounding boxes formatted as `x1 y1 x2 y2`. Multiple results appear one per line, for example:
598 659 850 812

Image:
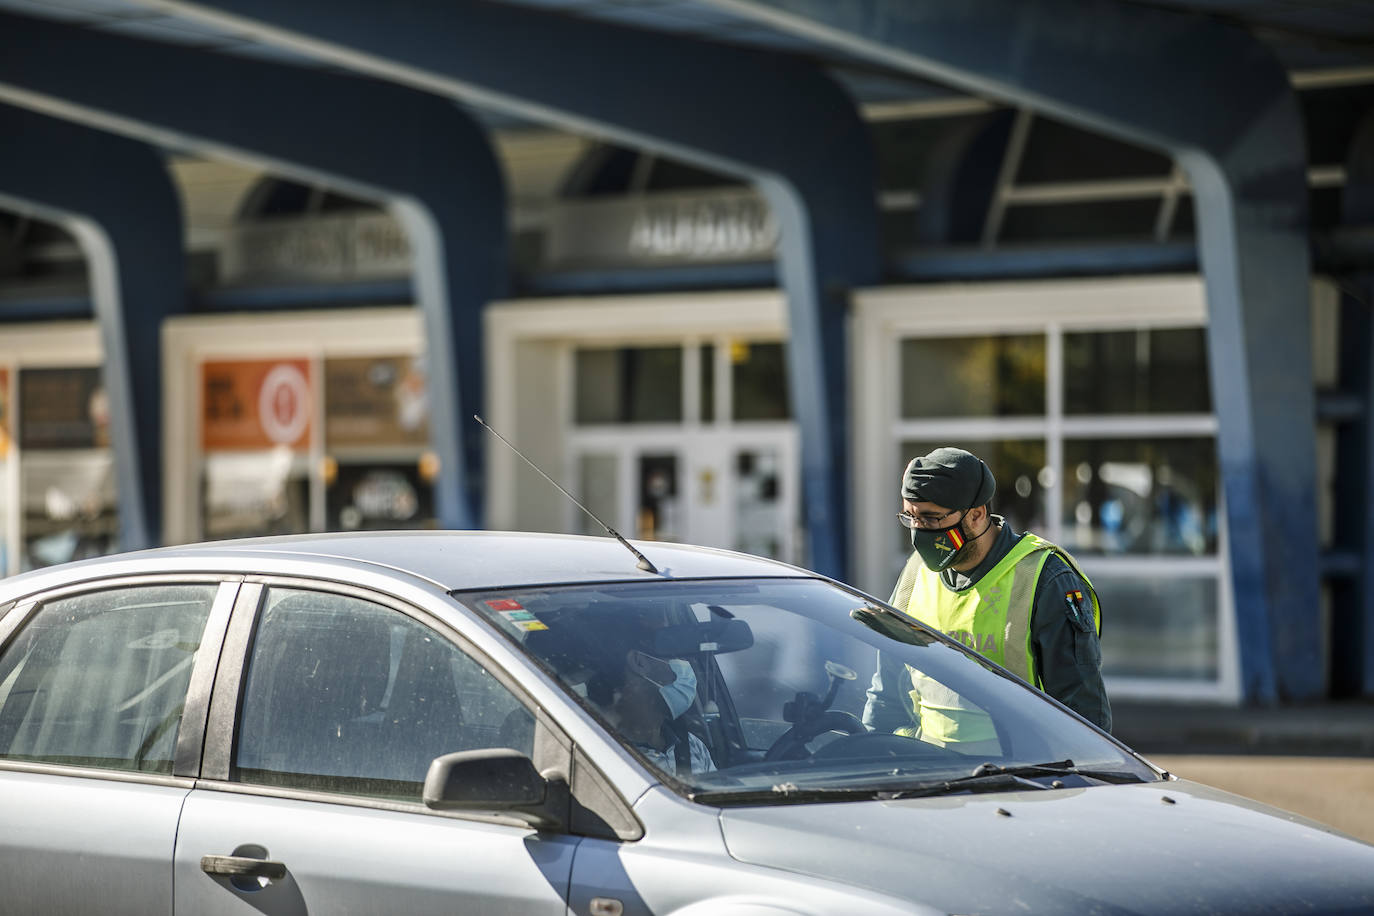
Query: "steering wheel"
764 709 868 761
763 661 865 761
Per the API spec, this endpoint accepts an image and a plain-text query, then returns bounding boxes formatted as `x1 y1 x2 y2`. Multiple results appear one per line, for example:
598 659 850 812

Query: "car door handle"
200 854 287 881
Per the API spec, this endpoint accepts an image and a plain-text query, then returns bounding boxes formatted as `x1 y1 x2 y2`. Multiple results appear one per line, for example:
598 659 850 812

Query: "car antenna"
474 415 661 574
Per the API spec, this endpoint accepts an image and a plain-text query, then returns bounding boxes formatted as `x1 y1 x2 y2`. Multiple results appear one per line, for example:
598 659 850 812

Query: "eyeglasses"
896 508 959 530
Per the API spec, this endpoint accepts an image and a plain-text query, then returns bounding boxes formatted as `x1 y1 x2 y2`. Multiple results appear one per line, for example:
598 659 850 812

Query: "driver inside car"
599 649 716 777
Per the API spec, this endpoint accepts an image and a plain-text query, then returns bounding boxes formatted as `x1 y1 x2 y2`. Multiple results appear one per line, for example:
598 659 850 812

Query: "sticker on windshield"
496 607 548 631
485 598 525 611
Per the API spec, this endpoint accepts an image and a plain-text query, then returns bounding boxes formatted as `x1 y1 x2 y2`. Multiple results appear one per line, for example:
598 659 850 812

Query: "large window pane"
731 341 790 421
22 451 118 570
575 347 682 424
1096 575 1219 680
236 589 531 800
900 334 1045 418
637 454 680 542
324 355 429 447
201 451 309 540
326 463 433 531
576 453 619 537
1064 327 1210 414
0 584 218 773
735 447 783 559
1061 437 1218 556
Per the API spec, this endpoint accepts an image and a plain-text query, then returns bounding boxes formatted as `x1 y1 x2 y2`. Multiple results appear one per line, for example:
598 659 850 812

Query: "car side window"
0 584 220 774
234 588 533 801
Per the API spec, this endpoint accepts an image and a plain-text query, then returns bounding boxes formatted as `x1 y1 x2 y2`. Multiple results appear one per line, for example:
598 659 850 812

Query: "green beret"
901 447 995 509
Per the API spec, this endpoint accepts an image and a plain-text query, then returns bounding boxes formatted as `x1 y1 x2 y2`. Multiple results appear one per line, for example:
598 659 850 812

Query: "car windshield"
461 577 1157 803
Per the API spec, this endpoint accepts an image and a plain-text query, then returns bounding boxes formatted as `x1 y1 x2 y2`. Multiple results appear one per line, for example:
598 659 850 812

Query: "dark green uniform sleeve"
862 649 919 733
862 557 923 733
1031 555 1112 732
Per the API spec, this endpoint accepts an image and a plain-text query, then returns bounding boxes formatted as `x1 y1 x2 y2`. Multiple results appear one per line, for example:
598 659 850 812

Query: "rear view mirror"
651 618 753 656
423 748 565 829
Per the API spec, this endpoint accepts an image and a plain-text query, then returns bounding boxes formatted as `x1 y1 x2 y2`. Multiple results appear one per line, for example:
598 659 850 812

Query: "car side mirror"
422 748 566 830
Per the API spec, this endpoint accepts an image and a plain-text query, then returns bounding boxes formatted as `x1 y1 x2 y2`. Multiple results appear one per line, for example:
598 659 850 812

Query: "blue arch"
134 0 882 582
0 11 506 531
0 104 184 551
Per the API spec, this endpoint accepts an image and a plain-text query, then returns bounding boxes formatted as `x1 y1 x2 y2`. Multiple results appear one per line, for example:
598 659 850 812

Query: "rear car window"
0 584 219 774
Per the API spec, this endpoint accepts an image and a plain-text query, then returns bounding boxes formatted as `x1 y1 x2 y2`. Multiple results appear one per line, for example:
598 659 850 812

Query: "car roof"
2 530 812 595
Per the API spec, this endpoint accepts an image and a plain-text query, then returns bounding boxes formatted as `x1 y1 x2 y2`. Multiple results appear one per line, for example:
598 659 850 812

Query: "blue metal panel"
0 104 183 550
1340 111 1374 697
132 0 881 583
0 12 506 531
708 0 1318 702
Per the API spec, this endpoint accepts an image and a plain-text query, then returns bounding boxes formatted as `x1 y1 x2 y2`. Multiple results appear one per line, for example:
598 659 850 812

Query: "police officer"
864 447 1111 743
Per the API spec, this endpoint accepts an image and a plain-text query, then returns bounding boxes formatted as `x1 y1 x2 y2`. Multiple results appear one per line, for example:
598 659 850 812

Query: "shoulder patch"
1065 589 1092 633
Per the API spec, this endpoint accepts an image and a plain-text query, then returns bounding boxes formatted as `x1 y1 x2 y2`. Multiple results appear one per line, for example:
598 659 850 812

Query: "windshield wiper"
691 760 1152 807
963 759 1151 786
692 772 1052 807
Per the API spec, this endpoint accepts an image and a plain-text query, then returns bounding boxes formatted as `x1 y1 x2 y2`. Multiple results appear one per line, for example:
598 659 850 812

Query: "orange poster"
201 358 313 451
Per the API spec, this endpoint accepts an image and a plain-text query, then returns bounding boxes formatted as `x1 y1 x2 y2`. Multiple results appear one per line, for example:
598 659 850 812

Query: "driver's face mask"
910 515 969 572
626 650 697 719
658 659 697 720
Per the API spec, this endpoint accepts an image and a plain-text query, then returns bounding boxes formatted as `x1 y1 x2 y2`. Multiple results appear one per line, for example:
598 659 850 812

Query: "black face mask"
910 515 972 572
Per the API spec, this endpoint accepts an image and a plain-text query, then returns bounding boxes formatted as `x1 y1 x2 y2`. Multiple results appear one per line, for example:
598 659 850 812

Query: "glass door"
567 338 797 562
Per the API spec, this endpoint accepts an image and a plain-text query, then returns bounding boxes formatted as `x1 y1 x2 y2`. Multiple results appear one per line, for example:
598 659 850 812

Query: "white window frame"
161 307 424 545
0 322 105 577
851 275 1238 702
484 291 798 559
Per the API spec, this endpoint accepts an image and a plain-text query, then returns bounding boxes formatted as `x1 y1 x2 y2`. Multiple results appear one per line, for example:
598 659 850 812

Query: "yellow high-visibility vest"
891 532 1100 745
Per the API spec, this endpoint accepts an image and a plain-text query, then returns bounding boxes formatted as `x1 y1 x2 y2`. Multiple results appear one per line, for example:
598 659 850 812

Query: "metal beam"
130 0 881 582
706 0 1318 702
1337 110 1374 697
0 11 506 532
0 105 184 551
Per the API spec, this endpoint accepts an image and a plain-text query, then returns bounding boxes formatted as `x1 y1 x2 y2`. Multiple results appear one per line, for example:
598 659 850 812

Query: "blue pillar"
706 0 1318 702
0 105 183 550
128 0 881 581
0 11 506 531
1339 111 1374 696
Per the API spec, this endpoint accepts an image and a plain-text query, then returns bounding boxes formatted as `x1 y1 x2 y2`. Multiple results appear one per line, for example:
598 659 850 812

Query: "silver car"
0 531 1370 915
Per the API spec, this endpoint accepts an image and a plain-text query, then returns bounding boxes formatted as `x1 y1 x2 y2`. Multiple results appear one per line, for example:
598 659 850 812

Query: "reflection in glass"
1096 575 1218 680
735 448 782 559
637 454 680 541
21 451 118 571
576 453 619 537
1060 437 1218 556
574 347 682 424
731 341 790 421
900 334 1045 418
1064 327 1210 415
201 449 309 540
